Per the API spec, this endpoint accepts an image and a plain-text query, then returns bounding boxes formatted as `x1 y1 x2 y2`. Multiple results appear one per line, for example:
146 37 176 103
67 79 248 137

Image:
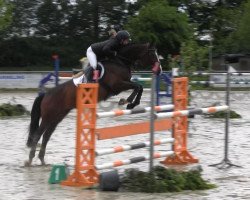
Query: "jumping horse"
25 43 162 166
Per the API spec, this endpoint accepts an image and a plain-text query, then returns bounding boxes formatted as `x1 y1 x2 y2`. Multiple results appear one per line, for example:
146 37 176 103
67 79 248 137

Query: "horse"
25 43 162 166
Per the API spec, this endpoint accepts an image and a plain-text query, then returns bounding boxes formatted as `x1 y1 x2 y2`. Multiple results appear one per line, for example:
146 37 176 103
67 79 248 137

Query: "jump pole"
210 64 242 169
52 54 60 86
149 74 156 171
62 77 197 187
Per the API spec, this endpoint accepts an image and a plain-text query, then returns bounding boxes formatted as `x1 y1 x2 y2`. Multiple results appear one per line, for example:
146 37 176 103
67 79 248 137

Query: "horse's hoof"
40 160 46 166
126 104 135 110
118 98 128 105
24 160 31 167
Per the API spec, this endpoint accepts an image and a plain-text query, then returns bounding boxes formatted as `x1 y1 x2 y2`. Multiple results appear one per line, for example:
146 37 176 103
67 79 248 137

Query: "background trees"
0 0 12 30
125 0 192 56
0 0 249 70
229 0 250 53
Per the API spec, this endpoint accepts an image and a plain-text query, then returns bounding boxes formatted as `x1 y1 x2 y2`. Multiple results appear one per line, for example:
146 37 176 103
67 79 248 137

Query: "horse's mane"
118 43 150 58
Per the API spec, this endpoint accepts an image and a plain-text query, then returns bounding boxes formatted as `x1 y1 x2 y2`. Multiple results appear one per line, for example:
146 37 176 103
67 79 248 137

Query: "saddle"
83 62 105 83
78 56 127 83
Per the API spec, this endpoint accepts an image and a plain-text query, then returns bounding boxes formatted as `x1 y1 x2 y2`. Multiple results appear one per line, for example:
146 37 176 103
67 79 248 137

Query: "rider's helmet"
116 30 130 42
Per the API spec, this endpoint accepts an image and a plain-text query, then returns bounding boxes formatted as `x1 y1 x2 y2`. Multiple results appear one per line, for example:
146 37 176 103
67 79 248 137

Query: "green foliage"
0 0 249 69
206 110 241 119
36 0 65 37
121 166 216 193
0 0 13 30
210 0 250 54
180 40 209 72
168 0 215 37
233 0 250 53
211 6 242 54
0 103 30 117
125 0 192 56
0 0 141 68
0 37 84 68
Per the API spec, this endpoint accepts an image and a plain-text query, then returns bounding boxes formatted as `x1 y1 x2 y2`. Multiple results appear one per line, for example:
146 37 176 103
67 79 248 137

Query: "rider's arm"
102 40 118 57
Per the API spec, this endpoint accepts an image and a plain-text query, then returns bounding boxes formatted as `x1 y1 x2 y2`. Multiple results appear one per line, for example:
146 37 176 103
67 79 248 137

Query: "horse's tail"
27 94 44 147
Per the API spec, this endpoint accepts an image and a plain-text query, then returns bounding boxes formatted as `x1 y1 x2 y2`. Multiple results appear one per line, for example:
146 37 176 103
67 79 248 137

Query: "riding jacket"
91 38 122 59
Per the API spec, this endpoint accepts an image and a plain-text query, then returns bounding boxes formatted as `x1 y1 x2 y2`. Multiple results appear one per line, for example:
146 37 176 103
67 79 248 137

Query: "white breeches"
86 47 97 69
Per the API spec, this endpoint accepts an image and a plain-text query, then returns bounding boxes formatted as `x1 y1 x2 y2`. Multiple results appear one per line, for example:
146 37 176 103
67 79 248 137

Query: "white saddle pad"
73 74 87 86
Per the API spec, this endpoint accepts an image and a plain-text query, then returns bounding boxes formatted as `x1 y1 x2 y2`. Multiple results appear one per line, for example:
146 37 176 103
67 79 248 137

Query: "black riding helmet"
116 30 130 42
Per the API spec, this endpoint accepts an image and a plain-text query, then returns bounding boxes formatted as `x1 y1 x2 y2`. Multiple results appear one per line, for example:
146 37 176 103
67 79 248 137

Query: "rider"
85 30 131 82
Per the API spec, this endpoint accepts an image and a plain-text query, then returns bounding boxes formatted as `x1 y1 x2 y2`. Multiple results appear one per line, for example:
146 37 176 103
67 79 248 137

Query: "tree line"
0 0 249 71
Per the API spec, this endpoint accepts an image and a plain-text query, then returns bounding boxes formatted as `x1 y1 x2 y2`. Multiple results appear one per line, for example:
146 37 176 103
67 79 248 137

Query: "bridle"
137 47 161 66
116 46 160 68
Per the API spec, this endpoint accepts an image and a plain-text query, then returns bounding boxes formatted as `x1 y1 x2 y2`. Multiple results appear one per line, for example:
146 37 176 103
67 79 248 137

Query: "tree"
233 0 250 52
180 40 208 72
0 0 12 30
210 5 241 53
36 0 67 38
202 0 249 54
4 0 42 37
125 0 192 56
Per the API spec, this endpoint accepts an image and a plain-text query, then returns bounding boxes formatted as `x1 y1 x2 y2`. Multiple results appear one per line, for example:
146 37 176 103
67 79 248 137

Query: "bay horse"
25 43 162 166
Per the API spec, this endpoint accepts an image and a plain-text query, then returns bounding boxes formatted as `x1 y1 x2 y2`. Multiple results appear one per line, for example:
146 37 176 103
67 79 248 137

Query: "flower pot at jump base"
48 164 68 184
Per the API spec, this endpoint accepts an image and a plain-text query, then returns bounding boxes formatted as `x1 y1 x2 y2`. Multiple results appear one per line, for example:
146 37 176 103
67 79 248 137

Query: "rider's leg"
86 47 99 81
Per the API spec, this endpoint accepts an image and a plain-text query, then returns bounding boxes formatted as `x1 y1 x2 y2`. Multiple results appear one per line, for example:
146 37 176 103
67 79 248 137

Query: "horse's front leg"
126 83 143 109
116 81 143 109
118 89 137 106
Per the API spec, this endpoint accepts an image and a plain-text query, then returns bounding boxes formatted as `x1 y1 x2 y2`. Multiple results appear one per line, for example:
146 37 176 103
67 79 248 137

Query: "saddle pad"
73 74 86 86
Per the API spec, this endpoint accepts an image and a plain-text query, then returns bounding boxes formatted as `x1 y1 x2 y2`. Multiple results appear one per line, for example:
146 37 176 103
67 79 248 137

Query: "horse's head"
137 43 162 75
118 43 162 75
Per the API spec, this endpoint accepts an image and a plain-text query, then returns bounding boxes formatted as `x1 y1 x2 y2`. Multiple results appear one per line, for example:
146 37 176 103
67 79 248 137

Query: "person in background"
108 24 122 38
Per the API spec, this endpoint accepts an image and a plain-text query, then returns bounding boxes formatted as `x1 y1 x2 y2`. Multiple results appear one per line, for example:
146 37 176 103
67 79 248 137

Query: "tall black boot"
84 67 94 83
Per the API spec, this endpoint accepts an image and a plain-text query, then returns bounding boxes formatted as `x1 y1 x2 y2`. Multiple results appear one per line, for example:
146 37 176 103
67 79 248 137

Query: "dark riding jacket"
91 38 122 59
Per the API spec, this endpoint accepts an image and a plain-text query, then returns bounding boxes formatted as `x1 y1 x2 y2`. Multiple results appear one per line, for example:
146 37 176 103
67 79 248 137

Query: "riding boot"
93 70 100 82
84 67 94 83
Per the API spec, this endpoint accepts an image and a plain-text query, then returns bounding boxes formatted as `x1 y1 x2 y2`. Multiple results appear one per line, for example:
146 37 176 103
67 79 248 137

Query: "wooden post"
61 83 99 187
161 77 198 165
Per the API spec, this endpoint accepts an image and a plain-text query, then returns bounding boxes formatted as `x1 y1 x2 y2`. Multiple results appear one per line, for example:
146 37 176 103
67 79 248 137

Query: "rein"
117 46 157 67
116 54 134 66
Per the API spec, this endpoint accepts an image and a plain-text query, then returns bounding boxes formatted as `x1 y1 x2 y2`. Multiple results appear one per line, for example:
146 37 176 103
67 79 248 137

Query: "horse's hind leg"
38 123 57 165
25 122 47 166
